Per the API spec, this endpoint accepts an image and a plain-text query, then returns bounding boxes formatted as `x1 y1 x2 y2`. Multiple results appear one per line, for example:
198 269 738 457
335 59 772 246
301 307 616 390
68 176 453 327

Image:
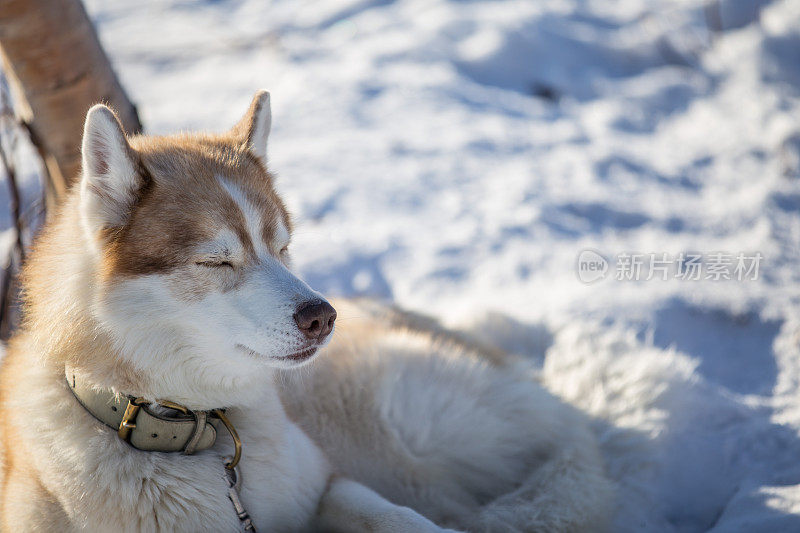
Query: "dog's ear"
80 104 142 237
231 90 271 164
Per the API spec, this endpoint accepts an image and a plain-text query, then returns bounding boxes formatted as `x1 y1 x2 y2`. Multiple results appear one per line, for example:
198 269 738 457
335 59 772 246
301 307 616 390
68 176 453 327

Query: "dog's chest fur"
0 337 329 533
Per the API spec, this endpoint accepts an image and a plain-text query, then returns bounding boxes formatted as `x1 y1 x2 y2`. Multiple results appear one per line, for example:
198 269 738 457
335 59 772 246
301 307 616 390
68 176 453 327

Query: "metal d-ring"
213 409 242 470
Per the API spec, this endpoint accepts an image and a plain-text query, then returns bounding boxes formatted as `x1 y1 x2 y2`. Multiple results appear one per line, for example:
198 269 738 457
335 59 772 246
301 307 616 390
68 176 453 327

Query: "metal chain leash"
224 461 257 532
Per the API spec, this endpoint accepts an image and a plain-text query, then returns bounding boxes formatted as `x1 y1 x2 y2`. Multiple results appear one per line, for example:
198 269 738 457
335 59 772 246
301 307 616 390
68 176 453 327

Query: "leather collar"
66 369 222 455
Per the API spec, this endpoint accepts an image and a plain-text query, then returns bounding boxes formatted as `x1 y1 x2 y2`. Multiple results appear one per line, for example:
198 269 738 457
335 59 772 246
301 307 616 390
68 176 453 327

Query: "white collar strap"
66 369 229 456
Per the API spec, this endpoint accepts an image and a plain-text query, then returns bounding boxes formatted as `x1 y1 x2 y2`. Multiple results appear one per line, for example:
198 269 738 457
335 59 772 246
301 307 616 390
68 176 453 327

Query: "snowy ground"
5 0 800 530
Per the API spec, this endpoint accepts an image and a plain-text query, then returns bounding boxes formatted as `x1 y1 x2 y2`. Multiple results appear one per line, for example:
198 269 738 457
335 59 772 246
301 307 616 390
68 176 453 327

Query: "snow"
7 0 800 530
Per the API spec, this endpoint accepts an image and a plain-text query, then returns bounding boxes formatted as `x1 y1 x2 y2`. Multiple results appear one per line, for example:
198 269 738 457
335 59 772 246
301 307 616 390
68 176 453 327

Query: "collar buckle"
116 399 242 468
117 397 146 442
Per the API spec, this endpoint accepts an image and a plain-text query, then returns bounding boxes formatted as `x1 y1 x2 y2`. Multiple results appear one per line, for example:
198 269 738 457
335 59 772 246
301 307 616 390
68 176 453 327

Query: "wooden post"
0 0 141 198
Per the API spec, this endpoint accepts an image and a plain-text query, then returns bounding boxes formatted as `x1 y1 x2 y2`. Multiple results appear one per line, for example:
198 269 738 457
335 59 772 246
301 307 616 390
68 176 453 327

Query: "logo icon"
576 249 608 284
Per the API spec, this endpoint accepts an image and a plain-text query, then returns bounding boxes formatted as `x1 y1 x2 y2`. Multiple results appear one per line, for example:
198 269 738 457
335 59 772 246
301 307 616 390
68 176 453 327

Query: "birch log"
0 0 141 197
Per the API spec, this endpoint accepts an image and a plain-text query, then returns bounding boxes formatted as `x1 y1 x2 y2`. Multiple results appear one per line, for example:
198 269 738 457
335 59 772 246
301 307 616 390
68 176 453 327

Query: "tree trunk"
0 0 141 199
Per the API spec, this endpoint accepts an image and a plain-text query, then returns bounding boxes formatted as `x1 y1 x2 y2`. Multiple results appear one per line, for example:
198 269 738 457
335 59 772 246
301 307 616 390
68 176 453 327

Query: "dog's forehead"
142 135 287 224
105 135 290 278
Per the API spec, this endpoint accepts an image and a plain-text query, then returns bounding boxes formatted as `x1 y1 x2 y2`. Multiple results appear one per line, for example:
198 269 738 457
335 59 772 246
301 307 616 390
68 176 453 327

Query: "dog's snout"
294 300 336 341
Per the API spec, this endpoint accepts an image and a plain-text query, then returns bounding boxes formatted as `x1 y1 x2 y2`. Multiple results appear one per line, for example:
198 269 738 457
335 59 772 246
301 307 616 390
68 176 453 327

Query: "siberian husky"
0 91 614 532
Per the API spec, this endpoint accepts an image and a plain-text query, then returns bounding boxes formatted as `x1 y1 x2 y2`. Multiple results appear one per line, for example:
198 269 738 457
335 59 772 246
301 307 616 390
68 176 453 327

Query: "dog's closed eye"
196 260 235 269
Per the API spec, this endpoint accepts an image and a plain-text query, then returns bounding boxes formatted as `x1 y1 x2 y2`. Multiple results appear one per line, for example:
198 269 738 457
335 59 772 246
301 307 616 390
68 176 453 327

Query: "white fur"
196 227 247 263
275 219 290 250
218 175 269 257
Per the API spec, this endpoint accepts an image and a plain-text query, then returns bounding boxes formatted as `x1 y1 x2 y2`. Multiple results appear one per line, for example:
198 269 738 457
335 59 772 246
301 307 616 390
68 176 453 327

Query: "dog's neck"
56 319 276 411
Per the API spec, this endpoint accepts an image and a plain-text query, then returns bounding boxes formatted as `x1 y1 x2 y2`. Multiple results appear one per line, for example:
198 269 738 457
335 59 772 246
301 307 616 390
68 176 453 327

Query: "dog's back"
280 299 615 532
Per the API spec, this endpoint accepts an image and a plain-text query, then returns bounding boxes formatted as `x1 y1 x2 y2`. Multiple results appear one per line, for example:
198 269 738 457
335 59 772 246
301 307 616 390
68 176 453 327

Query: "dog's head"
77 91 334 403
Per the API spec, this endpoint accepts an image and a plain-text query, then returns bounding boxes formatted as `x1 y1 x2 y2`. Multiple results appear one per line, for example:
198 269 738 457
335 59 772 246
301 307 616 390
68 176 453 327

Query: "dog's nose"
294 300 337 341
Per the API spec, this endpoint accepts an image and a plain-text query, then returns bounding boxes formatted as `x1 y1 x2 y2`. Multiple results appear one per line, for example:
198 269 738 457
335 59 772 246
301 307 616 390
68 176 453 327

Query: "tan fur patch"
100 133 291 283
